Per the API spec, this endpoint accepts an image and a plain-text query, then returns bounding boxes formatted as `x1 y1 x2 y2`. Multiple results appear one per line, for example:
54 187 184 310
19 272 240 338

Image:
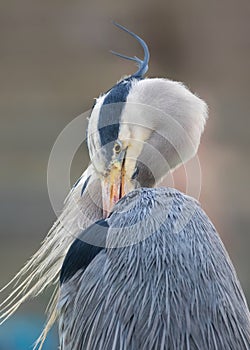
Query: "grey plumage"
1 22 250 350
58 188 250 350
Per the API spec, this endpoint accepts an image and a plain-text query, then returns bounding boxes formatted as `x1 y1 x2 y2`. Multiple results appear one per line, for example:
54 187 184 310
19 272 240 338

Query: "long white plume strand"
0 164 102 328
0 76 208 349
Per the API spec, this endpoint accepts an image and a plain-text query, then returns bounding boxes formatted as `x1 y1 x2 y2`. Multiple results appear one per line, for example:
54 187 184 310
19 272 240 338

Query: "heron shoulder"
60 219 109 285
59 187 250 349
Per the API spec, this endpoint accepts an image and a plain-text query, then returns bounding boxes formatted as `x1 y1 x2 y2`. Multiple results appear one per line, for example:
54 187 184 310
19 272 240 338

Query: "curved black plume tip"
111 22 150 79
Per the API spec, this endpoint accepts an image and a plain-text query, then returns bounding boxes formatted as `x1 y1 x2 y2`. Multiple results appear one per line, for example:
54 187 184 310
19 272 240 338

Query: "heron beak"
101 160 127 218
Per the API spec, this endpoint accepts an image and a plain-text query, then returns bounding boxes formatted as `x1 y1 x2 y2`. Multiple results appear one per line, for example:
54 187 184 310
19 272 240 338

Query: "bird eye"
114 142 122 154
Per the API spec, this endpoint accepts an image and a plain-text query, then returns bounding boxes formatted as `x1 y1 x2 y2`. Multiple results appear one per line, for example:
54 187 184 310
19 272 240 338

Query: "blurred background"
0 0 250 348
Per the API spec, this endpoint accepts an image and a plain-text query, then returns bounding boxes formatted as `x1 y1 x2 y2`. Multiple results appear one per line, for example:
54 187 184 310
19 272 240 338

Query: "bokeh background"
1 0 250 348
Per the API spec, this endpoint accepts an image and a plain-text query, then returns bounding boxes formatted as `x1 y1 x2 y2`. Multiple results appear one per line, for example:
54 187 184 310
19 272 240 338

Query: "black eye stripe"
97 79 133 150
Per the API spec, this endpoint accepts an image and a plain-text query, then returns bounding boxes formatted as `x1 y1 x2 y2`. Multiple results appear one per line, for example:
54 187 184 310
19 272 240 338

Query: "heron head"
87 23 208 216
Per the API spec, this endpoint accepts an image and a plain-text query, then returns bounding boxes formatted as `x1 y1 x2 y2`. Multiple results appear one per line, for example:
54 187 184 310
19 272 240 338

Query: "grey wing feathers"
58 187 250 350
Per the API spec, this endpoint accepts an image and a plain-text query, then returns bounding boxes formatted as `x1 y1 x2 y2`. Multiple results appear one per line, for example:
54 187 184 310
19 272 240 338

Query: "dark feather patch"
60 219 109 285
72 176 82 189
98 79 133 149
81 175 90 196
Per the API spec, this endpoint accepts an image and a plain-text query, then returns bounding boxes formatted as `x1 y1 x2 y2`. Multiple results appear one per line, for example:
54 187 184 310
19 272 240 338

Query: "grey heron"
1 23 250 349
